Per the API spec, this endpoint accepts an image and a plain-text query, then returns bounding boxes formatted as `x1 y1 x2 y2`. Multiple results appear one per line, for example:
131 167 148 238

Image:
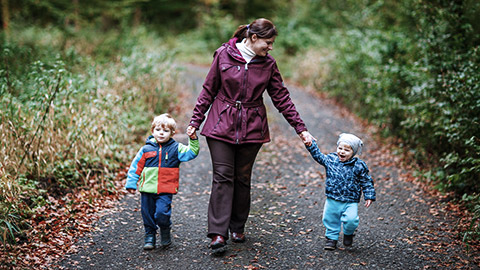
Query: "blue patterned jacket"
306 141 376 203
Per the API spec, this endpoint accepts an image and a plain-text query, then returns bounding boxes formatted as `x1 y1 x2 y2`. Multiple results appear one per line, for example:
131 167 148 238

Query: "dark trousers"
206 138 263 239
141 192 173 235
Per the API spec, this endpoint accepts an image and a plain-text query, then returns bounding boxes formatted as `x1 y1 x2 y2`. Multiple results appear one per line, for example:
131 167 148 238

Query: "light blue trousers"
322 198 359 240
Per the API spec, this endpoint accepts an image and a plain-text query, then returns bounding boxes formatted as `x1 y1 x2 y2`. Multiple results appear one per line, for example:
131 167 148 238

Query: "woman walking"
187 18 315 253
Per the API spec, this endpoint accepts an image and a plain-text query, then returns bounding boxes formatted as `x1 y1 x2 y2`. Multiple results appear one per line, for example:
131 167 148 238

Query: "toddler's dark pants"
206 138 263 239
141 192 173 235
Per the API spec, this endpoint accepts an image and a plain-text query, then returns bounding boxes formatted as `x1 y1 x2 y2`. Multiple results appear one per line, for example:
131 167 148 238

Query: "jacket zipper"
157 146 162 194
236 63 248 144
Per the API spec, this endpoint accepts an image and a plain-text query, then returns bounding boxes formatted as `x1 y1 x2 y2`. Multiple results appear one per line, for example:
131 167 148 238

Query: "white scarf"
237 38 256 63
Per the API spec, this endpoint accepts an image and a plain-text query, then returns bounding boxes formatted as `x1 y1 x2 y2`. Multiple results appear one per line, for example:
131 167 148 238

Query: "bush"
322 29 417 130
0 24 181 245
280 0 480 247
402 0 480 194
310 0 480 196
461 193 480 250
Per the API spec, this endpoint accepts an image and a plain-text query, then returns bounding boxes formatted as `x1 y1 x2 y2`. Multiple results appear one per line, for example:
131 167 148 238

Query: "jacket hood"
224 37 245 62
224 37 272 63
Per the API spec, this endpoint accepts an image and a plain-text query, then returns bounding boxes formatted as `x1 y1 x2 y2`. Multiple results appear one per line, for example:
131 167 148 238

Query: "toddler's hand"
299 131 316 146
365 200 373 208
187 125 197 139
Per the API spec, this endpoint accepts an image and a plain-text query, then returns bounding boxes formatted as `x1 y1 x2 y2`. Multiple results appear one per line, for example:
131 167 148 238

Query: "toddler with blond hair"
126 113 199 250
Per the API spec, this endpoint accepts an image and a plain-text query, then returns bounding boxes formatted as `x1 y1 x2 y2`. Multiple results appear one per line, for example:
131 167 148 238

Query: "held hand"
365 200 373 208
126 188 136 194
299 131 316 146
186 125 197 139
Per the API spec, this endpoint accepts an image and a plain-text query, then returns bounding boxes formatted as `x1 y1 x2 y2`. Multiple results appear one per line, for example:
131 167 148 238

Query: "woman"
187 18 314 253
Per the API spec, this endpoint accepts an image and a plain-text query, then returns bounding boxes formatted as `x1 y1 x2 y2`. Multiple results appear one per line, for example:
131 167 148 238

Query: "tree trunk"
73 0 79 31
1 0 10 40
133 7 141 27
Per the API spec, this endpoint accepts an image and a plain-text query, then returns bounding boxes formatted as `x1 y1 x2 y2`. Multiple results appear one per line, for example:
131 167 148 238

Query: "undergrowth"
0 24 181 248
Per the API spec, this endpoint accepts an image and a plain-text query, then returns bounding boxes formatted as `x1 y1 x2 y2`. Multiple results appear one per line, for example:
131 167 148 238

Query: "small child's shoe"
324 237 337 250
343 234 354 246
143 234 156 250
160 227 172 247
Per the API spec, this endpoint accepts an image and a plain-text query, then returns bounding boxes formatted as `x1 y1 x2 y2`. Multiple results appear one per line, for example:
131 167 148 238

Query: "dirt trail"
58 64 479 270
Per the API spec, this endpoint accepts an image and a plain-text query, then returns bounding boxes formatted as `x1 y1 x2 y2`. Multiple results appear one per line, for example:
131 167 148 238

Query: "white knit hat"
337 133 363 156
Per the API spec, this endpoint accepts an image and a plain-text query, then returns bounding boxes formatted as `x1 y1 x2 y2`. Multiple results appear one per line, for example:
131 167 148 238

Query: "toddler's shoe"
324 237 337 250
343 234 354 246
143 234 156 250
160 227 172 247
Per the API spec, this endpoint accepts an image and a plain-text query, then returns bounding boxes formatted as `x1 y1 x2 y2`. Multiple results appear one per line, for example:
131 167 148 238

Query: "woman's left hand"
299 131 316 146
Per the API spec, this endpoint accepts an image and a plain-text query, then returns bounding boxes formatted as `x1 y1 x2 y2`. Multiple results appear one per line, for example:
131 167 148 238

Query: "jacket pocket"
245 105 268 140
221 64 241 72
203 99 235 140
212 104 230 131
220 64 242 90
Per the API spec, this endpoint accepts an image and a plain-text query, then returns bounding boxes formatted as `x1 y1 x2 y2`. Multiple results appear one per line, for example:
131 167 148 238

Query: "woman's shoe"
209 235 227 255
210 235 226 249
231 232 246 243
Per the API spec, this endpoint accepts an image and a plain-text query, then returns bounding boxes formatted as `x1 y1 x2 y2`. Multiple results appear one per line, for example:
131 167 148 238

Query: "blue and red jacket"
125 135 199 194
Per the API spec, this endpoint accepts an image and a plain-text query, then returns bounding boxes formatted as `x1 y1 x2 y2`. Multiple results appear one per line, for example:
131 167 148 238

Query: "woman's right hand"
299 131 316 146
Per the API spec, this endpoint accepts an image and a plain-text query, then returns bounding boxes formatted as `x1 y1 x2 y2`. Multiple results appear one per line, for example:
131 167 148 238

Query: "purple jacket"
189 37 307 144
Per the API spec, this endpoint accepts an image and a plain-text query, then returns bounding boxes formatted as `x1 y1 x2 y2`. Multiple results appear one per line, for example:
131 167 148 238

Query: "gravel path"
58 64 479 270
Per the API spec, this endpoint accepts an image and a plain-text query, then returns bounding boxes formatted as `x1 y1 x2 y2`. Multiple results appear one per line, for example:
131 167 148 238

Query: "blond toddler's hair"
151 113 176 133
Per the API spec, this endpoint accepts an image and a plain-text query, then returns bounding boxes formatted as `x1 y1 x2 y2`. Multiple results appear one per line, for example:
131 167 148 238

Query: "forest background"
0 0 479 266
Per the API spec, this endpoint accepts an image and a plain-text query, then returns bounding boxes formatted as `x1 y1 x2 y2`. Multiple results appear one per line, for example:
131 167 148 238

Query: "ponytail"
232 25 249 39
231 18 278 40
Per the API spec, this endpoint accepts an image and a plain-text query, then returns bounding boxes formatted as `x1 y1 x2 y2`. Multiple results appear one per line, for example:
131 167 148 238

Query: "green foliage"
310 0 480 196
326 28 414 123
138 0 198 32
404 45 480 194
194 7 238 52
274 18 322 56
0 208 21 246
11 0 144 28
0 24 180 245
3 0 479 249
163 6 239 64
400 0 480 195
278 0 479 243
461 193 480 250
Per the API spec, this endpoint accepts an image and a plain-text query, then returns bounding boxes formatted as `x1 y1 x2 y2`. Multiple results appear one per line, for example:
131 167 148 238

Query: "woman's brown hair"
232 18 278 40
